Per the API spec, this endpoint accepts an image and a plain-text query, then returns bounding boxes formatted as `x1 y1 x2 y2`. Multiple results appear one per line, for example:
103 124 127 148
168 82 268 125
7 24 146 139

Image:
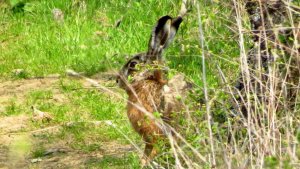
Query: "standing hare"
116 15 183 166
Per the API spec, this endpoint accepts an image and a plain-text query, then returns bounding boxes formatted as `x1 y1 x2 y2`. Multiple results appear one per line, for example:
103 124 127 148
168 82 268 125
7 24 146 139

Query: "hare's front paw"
140 158 149 168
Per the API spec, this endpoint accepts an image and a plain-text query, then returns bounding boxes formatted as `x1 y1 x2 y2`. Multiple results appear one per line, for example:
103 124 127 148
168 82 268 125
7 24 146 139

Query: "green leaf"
264 156 279 168
153 111 162 118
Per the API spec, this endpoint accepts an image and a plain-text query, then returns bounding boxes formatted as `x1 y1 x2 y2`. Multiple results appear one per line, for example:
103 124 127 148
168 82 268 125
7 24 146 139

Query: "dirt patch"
0 115 31 169
0 77 60 168
0 145 9 169
0 114 29 135
29 141 134 168
0 78 59 109
0 75 135 168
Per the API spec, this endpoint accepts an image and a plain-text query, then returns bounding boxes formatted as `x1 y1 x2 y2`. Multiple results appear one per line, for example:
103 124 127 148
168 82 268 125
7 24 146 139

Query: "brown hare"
116 15 183 166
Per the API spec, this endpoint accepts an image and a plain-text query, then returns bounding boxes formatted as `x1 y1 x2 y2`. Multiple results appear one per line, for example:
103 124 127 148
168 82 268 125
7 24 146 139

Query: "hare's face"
116 53 146 89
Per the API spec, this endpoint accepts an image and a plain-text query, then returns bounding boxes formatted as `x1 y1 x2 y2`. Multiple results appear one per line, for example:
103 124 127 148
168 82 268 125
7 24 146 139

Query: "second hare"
117 15 183 166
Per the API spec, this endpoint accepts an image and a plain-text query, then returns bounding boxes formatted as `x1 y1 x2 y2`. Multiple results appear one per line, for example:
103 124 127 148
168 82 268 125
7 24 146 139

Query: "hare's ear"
148 15 183 56
167 16 183 47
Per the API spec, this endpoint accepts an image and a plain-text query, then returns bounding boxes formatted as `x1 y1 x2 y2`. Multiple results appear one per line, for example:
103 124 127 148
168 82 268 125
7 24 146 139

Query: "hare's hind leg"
141 143 153 167
141 142 158 167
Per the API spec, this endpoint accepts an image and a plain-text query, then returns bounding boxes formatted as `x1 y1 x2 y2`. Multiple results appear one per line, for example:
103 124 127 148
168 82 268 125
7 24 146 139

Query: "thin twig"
196 2 216 168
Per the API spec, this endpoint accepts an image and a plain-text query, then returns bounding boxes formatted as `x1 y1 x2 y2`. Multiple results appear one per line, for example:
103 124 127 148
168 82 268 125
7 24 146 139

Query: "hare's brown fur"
126 70 167 164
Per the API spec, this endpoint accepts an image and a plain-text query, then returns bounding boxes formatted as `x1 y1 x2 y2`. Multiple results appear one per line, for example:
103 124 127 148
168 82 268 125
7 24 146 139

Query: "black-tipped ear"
148 15 172 54
148 15 183 59
171 16 183 31
165 16 183 48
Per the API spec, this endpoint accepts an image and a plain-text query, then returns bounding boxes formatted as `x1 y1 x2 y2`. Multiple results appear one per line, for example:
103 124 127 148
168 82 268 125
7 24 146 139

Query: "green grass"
4 0 298 168
4 99 22 116
0 0 240 83
85 153 140 169
31 145 46 158
0 0 182 77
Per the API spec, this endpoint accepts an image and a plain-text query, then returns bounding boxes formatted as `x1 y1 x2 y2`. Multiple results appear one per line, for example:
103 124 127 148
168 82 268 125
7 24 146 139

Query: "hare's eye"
129 62 137 68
